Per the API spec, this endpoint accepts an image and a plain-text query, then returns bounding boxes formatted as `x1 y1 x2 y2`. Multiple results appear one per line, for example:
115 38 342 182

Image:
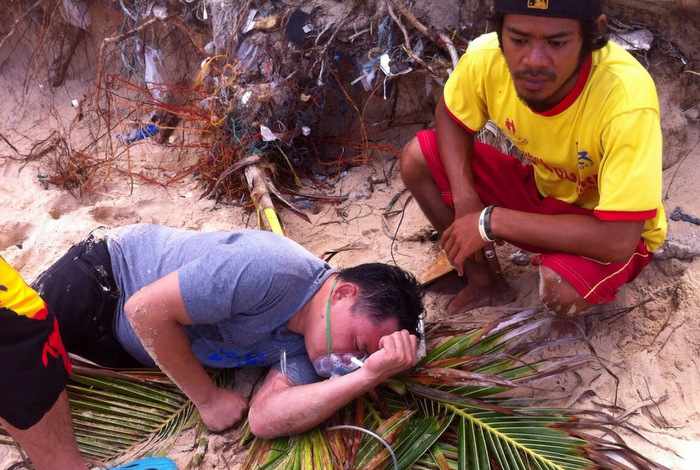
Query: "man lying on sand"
401 0 666 316
0 257 175 470
31 223 423 439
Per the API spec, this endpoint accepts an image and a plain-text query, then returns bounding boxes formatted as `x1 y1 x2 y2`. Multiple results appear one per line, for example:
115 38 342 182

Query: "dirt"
1 2 700 470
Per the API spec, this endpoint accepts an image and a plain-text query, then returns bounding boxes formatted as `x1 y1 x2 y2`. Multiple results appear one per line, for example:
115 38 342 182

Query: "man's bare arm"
492 209 645 263
248 331 417 439
124 272 248 431
442 208 645 267
435 96 482 215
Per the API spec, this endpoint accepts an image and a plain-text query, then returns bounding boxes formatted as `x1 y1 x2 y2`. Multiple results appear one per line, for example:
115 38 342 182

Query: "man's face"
501 14 584 110
304 288 400 364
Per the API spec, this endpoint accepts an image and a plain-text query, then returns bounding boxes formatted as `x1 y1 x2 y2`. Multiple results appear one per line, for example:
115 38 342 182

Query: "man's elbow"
124 295 153 332
123 298 139 322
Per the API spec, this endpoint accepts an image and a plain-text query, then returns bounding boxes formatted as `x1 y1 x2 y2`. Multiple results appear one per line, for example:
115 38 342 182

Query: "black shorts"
0 304 70 430
32 235 140 368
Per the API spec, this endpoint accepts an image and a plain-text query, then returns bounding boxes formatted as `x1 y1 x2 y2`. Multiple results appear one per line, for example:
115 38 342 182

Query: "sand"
1 9 700 470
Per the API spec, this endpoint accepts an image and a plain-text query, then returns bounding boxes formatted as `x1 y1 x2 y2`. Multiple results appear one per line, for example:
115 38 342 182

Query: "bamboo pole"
244 164 284 236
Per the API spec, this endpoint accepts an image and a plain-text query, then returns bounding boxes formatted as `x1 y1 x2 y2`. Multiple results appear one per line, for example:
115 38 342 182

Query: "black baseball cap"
494 0 603 19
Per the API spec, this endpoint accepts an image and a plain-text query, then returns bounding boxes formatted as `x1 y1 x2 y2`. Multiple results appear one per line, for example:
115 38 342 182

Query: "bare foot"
447 278 516 315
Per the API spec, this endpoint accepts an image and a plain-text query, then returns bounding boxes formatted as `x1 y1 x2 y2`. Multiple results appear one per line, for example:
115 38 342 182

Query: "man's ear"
333 281 359 301
595 14 608 35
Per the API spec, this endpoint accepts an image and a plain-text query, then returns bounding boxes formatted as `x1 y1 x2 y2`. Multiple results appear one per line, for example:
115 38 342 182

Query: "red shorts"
417 129 652 305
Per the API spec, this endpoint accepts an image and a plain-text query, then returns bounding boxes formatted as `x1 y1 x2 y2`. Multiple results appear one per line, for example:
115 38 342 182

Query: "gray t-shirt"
107 224 333 385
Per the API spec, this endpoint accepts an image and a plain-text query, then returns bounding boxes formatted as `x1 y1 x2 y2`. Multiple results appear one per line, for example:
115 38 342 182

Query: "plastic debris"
379 53 392 76
353 56 380 90
302 126 311 136
416 316 426 360
242 9 259 34
152 5 168 20
612 29 654 51
260 125 279 142
71 99 79 108
199 3 208 21
379 53 412 78
286 9 311 46
241 90 252 105
118 123 159 145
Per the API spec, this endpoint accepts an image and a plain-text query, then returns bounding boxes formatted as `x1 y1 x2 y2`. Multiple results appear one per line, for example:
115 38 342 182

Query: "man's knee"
539 266 590 317
399 137 428 189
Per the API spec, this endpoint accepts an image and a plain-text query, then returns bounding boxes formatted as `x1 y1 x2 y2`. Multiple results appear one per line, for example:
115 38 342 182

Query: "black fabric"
0 306 68 429
32 236 140 368
494 0 602 19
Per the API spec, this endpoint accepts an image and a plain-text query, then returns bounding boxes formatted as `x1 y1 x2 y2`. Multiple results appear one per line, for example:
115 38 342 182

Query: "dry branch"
0 0 43 51
389 0 459 69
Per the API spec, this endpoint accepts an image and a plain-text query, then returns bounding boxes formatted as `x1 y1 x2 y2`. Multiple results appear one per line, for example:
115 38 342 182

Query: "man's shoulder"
590 41 659 113
466 32 501 54
448 32 508 93
459 32 504 67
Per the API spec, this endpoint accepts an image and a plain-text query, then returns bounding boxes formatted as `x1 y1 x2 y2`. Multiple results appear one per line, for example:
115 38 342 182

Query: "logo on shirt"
577 151 594 169
207 349 267 366
505 118 517 135
528 0 549 10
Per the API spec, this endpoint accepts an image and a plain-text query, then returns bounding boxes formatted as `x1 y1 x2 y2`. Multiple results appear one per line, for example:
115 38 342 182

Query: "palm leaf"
242 309 667 470
66 369 196 465
63 362 232 466
451 407 592 470
1 309 664 469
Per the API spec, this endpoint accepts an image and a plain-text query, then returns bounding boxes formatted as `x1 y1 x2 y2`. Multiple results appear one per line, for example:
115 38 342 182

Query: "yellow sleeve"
0 257 47 319
443 47 490 133
595 108 663 221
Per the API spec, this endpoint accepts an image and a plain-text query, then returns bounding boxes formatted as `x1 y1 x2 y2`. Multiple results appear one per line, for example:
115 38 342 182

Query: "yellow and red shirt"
0 256 71 373
444 33 667 252
0 257 48 320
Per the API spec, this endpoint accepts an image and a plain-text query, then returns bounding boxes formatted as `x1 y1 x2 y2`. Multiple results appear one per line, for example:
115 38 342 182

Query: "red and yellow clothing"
0 256 70 372
0 257 72 430
0 256 71 429
0 256 48 320
443 32 667 252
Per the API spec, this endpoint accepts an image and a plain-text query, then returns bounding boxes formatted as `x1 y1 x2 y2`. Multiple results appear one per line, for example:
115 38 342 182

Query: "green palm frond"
453 407 592 470
243 309 667 470
66 368 195 465
1 309 664 469
65 364 232 466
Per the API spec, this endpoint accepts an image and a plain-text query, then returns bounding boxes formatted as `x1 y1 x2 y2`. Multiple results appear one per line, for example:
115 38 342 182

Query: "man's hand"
363 330 418 383
441 211 487 276
197 387 249 432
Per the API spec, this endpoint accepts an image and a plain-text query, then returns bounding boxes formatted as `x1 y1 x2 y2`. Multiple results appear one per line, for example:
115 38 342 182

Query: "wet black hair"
338 263 424 338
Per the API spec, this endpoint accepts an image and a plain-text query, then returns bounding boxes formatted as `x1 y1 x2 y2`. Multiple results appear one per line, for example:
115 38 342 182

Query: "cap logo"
527 0 549 10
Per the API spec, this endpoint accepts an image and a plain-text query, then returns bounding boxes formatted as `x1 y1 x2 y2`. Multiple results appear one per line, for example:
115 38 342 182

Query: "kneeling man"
401 0 666 315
